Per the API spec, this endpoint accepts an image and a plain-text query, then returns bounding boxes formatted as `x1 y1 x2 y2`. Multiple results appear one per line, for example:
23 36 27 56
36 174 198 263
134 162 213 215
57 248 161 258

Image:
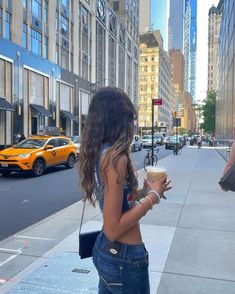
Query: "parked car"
165 136 183 150
130 135 142 152
0 136 77 176
155 134 164 145
142 135 157 148
70 136 82 154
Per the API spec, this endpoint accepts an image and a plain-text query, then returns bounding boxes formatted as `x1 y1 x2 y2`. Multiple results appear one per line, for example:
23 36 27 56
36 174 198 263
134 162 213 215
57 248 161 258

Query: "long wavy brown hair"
78 87 137 205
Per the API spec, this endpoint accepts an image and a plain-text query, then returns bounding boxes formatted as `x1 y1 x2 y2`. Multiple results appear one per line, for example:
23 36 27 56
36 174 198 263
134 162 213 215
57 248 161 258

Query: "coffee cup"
146 166 166 182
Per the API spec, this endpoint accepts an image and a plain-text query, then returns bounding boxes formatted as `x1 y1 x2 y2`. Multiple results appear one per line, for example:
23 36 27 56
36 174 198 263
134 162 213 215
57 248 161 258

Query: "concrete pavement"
1 146 235 293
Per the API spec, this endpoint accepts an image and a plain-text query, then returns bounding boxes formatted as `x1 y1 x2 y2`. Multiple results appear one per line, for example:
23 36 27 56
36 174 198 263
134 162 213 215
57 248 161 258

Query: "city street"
0 145 171 241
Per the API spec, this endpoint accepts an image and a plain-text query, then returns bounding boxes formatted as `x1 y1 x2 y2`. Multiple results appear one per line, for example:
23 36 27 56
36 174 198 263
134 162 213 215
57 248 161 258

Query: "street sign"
153 98 163 105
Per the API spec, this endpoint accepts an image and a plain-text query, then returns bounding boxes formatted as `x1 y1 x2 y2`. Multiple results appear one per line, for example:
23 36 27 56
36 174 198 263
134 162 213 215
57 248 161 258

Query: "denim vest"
94 145 135 212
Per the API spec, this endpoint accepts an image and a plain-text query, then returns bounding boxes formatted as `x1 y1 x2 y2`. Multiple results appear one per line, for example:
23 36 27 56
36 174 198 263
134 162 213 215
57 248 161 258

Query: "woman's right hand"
146 175 172 199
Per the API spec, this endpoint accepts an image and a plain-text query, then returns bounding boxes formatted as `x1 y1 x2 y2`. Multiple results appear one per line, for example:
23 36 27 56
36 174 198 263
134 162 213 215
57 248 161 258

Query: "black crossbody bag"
219 162 235 192
79 200 101 259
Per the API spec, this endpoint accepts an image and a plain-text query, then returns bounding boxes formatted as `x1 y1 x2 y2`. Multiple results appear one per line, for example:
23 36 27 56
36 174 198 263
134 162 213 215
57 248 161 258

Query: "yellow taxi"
0 136 77 176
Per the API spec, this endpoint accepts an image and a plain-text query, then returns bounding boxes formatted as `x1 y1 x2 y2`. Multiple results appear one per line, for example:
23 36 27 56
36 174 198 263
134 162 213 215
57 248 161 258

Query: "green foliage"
187 130 193 136
200 91 216 134
179 127 187 135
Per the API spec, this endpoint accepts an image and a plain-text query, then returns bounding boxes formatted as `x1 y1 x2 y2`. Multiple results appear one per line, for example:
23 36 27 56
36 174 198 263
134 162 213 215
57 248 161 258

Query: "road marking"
0 186 10 191
0 248 22 254
0 254 18 267
15 235 56 241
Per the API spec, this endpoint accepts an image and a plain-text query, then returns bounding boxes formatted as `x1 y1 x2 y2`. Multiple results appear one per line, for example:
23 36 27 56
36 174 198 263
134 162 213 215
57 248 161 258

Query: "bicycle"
143 148 159 170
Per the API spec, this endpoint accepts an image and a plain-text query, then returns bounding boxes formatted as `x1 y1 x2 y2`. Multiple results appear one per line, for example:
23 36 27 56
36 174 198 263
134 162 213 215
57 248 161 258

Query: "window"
113 1 119 11
22 0 27 8
56 11 59 32
0 9 2 36
6 0 12 9
151 65 154 71
55 44 59 64
30 27 42 56
58 138 69 146
61 0 68 8
60 15 69 38
81 6 88 26
61 47 69 70
5 11 11 40
44 0 48 23
23 23 27 48
31 0 42 19
43 36 48 59
48 138 58 147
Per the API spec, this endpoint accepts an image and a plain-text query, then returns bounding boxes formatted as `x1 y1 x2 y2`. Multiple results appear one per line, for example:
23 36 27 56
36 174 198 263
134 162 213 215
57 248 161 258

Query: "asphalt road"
0 145 171 241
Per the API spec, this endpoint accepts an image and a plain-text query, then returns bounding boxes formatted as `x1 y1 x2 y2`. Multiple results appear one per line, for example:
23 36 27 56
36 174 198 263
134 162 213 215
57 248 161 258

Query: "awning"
0 97 15 111
30 104 52 117
60 110 77 121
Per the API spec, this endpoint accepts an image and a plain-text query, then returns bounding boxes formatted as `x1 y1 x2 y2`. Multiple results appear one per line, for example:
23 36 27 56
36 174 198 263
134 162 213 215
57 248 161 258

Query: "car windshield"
142 135 152 140
14 139 47 149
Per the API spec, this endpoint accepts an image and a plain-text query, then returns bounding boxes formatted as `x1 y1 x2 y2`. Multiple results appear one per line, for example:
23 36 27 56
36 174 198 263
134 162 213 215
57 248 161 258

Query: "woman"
79 87 171 293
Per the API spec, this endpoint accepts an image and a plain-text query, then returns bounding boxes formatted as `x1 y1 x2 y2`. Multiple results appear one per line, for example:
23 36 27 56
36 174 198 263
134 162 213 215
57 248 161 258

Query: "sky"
195 0 220 101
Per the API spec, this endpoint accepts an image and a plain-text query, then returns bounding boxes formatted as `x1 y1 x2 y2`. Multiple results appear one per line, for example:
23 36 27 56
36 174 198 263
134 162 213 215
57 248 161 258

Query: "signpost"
151 98 163 165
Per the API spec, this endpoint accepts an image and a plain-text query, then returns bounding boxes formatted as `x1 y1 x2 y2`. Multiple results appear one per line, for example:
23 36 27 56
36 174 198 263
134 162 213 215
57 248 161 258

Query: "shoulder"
105 153 128 175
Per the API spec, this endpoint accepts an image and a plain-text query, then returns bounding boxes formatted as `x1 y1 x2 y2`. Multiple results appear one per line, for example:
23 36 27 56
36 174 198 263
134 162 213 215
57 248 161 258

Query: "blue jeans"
92 232 150 294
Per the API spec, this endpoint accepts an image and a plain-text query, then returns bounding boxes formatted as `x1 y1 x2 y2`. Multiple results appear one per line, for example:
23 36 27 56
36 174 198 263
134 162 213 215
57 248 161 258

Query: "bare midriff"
116 223 143 245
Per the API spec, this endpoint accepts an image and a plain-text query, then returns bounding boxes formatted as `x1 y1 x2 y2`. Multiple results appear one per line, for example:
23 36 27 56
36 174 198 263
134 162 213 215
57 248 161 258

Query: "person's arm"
223 142 235 176
102 155 168 241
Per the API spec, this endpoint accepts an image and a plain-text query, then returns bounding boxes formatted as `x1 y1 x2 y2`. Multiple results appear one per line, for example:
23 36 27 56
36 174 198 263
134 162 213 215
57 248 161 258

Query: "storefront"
0 97 15 149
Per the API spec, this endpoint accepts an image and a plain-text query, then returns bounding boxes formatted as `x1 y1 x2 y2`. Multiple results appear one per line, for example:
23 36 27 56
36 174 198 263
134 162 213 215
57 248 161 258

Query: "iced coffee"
146 166 166 182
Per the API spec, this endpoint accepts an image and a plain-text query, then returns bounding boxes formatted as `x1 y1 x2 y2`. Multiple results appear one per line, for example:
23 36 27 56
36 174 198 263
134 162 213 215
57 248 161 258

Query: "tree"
179 127 187 135
200 91 216 134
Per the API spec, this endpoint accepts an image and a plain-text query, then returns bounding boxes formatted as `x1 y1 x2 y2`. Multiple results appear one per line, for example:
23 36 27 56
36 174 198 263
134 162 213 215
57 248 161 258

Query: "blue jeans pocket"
96 256 123 292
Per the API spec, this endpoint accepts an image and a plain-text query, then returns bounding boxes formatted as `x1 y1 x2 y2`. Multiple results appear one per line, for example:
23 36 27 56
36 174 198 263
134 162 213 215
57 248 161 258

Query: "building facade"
138 31 173 133
0 0 139 148
189 0 197 101
207 4 221 92
168 0 197 101
216 0 235 158
168 0 184 51
169 49 185 93
139 0 169 50
184 0 191 93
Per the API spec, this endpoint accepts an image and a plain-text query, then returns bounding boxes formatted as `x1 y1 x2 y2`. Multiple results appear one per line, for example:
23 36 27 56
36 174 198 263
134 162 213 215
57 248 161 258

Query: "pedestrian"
19 134 26 142
78 87 172 293
197 135 202 148
221 141 235 191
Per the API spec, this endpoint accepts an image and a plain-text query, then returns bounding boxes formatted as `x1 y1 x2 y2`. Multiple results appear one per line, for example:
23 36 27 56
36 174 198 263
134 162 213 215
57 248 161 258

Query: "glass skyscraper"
189 0 197 101
168 0 197 100
139 0 169 50
168 0 184 51
150 0 169 50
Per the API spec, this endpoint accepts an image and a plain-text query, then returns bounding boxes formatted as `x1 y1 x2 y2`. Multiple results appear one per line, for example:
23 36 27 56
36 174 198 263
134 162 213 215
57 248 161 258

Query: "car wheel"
32 159 45 176
0 171 11 176
66 154 75 168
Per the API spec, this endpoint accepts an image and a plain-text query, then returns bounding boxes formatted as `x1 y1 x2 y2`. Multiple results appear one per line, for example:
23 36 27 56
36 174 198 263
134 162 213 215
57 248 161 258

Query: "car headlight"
18 154 30 158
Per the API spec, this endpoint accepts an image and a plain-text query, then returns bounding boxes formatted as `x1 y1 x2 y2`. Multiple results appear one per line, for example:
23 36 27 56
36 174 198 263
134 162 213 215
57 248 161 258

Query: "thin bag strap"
79 199 86 235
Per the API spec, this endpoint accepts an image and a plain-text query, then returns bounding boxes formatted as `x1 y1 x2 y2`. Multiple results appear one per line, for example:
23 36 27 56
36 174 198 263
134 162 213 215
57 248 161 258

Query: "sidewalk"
1 146 235 293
